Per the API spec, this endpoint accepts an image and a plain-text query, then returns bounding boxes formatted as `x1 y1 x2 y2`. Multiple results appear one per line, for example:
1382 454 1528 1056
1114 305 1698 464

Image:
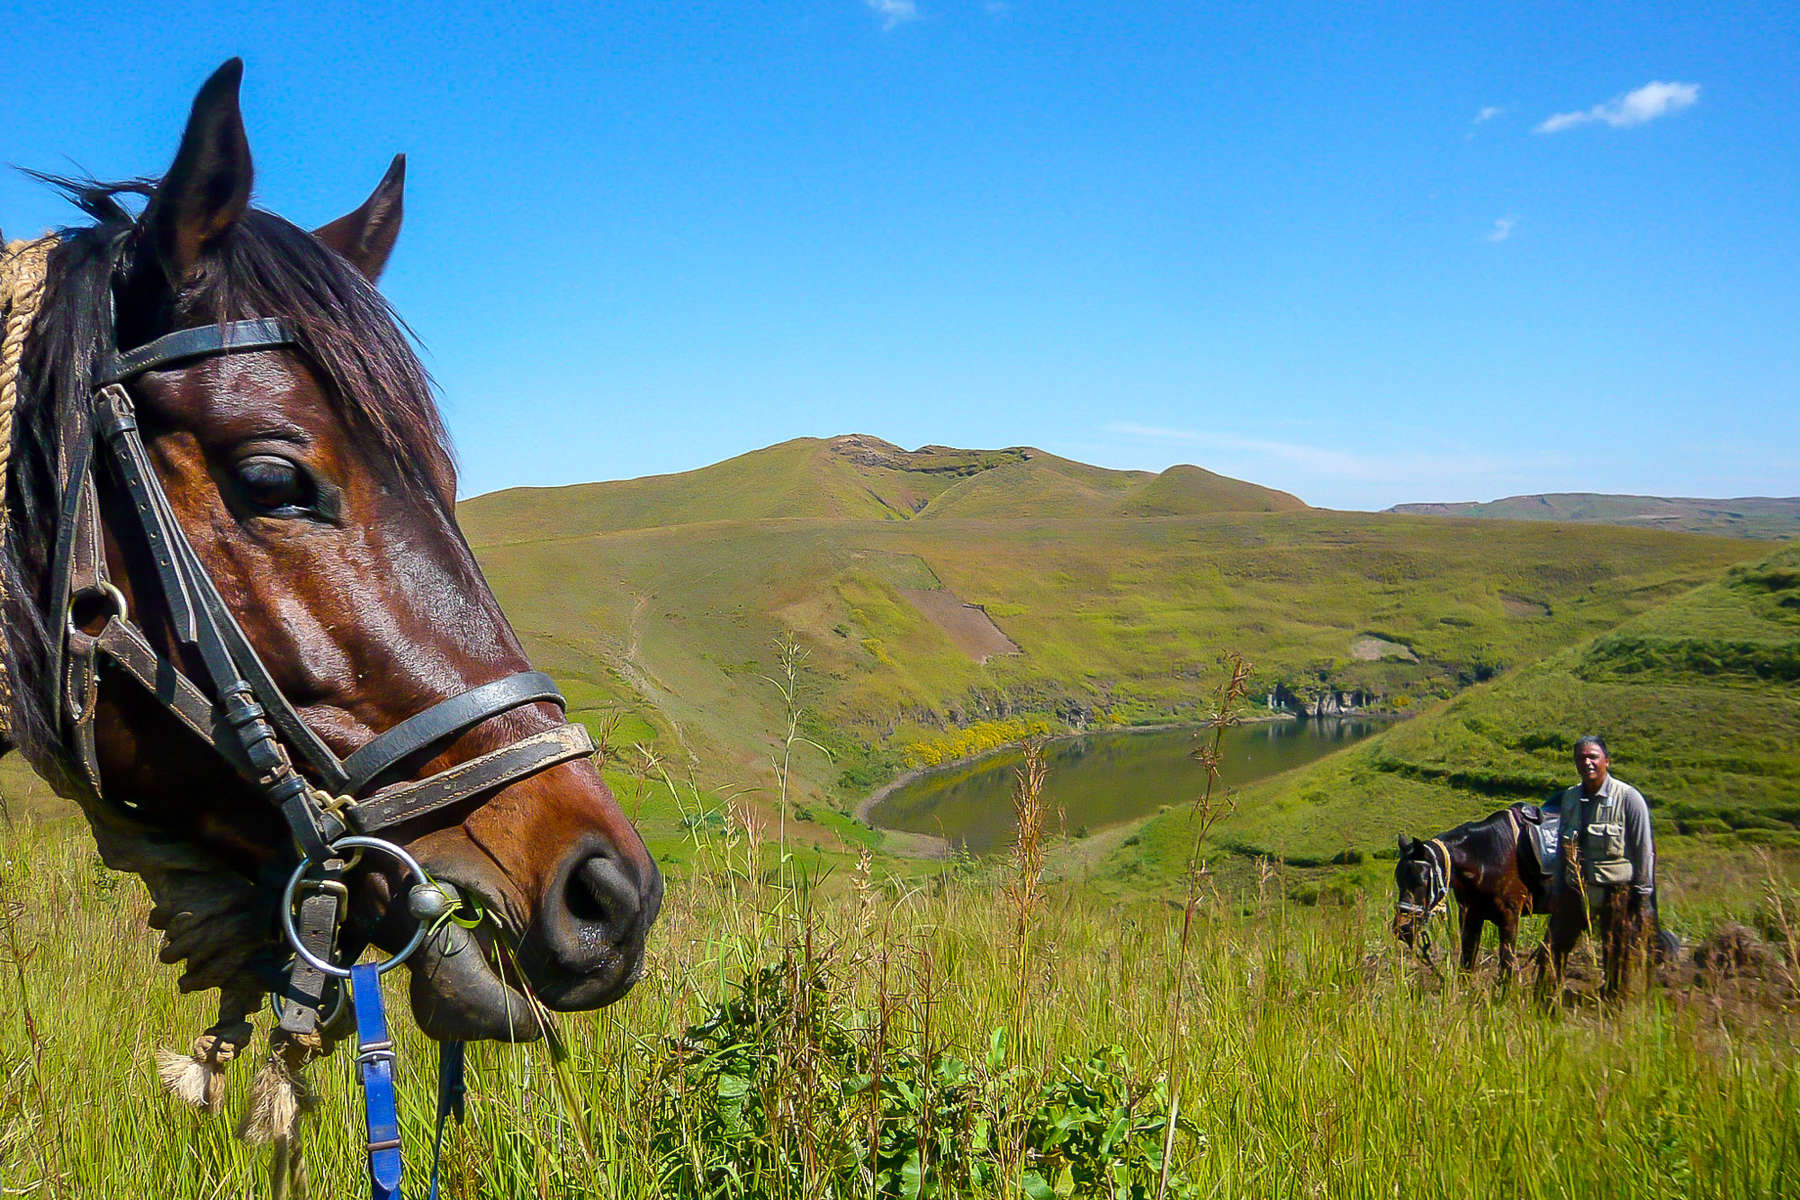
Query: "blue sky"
4 2 1794 509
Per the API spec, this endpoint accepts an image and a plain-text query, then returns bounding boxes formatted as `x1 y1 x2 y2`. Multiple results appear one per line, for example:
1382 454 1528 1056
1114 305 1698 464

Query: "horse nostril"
527 838 659 993
567 853 641 933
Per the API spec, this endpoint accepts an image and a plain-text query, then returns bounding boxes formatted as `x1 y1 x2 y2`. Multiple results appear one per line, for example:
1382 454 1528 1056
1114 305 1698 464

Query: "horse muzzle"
403 836 663 1041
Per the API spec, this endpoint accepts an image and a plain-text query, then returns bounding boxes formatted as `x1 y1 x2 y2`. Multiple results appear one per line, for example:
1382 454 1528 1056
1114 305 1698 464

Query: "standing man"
1544 736 1657 998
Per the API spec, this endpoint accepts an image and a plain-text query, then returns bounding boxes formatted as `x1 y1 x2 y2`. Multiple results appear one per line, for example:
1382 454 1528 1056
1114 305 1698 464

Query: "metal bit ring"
280 835 433 978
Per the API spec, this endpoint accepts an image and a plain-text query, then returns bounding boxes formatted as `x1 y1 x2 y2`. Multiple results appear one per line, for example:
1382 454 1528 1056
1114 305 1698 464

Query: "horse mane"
2 177 458 997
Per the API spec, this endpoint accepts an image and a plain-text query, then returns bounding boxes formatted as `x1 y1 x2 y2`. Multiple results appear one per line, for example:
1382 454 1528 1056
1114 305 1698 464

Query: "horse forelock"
198 207 458 501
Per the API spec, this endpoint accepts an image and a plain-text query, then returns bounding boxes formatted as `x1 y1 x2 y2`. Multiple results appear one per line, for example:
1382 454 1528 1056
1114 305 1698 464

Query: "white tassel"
155 1032 238 1114
239 1050 312 1145
241 1032 323 1200
154 990 257 1116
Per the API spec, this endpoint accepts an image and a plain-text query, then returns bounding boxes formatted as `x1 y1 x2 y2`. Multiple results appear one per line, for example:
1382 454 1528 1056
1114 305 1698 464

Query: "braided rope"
0 236 58 737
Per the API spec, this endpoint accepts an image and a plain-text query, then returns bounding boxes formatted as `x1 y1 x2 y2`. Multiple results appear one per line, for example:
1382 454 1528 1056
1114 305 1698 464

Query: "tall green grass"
2 797 1797 1198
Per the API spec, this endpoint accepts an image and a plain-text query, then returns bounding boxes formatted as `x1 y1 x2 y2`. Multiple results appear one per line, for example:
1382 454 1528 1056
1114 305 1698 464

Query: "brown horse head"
4 60 660 1040
1391 834 1444 949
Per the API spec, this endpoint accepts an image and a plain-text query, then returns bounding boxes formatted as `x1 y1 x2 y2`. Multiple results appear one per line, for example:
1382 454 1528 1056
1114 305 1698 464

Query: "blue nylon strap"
351 963 404 1200
428 1041 467 1200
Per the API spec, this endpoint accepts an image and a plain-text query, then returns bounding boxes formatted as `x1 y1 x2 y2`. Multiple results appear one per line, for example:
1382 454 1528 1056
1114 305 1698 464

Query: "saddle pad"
1520 807 1562 879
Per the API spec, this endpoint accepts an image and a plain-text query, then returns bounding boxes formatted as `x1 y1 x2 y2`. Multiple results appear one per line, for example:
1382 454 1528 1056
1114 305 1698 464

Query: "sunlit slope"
1105 544 1800 879
463 442 1762 822
1124 463 1305 517
916 455 1305 521
464 436 1306 542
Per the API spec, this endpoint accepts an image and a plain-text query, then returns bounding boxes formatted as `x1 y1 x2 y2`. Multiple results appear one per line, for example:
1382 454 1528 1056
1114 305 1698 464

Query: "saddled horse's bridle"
43 251 596 1198
1394 837 1451 964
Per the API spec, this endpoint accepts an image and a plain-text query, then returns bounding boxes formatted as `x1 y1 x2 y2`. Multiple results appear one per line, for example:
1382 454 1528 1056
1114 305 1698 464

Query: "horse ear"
314 154 405 282
1397 835 1414 855
140 59 253 286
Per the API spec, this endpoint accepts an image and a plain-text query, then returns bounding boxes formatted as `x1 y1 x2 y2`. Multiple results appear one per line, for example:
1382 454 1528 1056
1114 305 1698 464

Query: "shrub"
644 957 1201 1199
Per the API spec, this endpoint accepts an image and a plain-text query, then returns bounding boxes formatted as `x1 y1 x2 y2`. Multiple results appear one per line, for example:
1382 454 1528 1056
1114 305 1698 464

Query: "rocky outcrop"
827 435 1033 477
1270 683 1370 717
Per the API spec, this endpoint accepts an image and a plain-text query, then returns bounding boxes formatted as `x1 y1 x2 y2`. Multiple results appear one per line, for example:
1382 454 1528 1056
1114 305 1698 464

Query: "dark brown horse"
1392 804 1554 979
0 62 660 1047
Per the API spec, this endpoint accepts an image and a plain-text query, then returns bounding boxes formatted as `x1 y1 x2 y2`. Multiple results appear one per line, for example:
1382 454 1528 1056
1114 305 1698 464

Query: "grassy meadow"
3 781 1799 1199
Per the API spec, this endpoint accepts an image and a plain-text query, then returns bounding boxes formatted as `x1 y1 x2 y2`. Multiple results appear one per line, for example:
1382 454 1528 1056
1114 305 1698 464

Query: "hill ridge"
462 435 1307 544
1387 492 1800 541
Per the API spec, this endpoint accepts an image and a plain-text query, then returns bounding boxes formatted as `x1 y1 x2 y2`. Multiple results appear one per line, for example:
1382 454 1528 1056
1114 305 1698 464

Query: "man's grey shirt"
1556 775 1656 895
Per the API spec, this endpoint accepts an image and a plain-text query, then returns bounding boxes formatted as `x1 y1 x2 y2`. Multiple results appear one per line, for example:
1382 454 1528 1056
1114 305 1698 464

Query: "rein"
0 235 57 728
3 234 585 1196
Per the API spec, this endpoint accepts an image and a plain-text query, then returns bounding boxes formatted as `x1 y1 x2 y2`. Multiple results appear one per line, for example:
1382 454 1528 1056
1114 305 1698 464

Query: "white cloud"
1535 80 1700 133
865 0 919 29
1485 216 1517 243
1474 105 1506 124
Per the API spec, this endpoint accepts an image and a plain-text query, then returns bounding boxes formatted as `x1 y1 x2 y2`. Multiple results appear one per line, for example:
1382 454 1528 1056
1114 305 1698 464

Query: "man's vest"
1557 779 1633 888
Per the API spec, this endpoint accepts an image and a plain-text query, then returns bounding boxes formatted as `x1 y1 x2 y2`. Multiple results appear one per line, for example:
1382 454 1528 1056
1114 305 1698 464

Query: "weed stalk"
0 851 65 1196
1157 652 1251 1200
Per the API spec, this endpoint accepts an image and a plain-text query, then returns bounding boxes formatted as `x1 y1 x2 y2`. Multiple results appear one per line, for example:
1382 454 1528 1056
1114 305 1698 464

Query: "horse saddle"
1515 801 1562 880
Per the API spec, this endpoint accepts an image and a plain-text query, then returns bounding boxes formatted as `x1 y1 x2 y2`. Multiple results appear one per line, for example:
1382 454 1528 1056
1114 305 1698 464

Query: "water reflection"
869 718 1378 854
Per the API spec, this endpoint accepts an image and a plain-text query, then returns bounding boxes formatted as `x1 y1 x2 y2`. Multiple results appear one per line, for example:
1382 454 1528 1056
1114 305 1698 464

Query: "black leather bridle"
48 279 594 935
15 237 615 1199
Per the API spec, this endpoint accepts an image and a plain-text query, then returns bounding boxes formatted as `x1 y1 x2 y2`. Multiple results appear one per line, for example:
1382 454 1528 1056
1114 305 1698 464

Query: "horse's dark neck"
1436 810 1517 891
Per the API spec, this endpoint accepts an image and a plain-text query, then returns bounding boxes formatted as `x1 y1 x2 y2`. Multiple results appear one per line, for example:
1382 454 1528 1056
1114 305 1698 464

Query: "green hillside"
1102 543 1800 887
1388 493 1800 540
459 439 1764 846
464 435 1306 543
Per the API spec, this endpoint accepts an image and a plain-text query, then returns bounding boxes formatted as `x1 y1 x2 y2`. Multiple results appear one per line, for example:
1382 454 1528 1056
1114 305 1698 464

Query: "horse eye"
235 455 314 513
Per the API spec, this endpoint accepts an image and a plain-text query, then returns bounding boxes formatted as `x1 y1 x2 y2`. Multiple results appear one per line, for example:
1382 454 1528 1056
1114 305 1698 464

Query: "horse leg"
1496 907 1520 987
1459 906 1483 972
1599 891 1625 999
1538 893 1580 1005
1602 890 1650 1000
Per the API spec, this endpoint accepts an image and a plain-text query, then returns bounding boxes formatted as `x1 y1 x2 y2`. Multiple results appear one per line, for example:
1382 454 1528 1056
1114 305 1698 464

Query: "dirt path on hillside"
618 592 697 761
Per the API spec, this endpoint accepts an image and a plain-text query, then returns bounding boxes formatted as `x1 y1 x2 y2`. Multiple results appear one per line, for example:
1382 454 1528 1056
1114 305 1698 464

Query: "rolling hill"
466 435 1305 543
1099 542 1800 891
458 436 1765 847
1387 493 1800 540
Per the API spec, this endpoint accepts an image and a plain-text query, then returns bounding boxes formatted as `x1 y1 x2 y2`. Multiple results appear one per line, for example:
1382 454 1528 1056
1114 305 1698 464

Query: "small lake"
867 718 1380 854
